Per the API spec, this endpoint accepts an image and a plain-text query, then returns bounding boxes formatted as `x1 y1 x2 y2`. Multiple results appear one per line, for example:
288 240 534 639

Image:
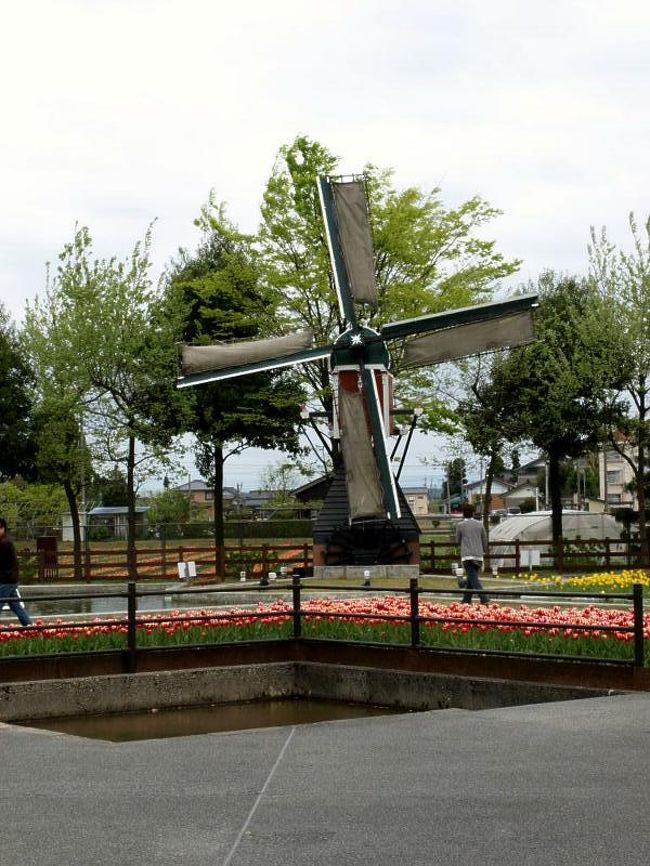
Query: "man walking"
0 517 32 626
455 503 490 604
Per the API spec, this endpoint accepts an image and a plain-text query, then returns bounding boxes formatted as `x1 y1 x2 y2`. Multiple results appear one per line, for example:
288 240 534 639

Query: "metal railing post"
633 583 644 667
292 573 302 639
127 581 137 673
409 577 420 647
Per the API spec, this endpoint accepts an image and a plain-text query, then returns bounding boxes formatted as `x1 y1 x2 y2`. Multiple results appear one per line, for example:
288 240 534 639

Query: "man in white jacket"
455 503 490 604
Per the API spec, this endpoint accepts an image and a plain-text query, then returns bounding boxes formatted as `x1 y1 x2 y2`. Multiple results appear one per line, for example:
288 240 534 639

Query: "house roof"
175 479 209 492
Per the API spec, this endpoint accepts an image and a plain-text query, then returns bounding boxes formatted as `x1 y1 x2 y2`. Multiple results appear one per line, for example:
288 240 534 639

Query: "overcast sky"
3 0 649 490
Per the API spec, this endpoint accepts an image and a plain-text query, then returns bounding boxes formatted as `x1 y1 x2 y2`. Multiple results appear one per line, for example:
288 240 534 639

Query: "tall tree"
0 303 36 480
457 355 515 534
32 402 92 578
491 273 625 544
25 226 187 579
164 201 304 576
257 136 521 448
589 214 650 562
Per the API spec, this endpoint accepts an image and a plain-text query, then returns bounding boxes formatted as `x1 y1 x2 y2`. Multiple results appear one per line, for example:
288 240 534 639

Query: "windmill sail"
402 309 535 368
338 386 386 521
181 330 314 376
330 180 378 307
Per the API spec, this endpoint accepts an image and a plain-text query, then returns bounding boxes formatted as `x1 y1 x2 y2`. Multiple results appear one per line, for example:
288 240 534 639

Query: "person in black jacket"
0 517 32 626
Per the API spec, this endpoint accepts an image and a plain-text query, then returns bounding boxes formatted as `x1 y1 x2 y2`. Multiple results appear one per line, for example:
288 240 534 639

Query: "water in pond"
20 699 404 742
8 591 271 618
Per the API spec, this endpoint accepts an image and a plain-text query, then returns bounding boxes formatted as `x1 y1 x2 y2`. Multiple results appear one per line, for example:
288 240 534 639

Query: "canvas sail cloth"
402 310 535 368
338 386 385 521
181 330 314 376
331 180 378 307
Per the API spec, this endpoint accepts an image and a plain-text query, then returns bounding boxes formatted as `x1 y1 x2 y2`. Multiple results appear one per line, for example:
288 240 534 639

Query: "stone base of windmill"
313 564 420 580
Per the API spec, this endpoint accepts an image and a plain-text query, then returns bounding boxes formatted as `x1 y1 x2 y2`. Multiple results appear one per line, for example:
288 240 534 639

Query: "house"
174 479 246 520
402 487 429 516
88 506 149 539
598 445 636 509
464 478 512 512
504 482 541 510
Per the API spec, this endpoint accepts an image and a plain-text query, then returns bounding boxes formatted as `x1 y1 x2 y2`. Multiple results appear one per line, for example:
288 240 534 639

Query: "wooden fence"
16 535 642 583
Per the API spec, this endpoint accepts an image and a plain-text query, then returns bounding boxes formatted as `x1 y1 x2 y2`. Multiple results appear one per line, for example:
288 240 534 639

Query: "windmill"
178 175 537 566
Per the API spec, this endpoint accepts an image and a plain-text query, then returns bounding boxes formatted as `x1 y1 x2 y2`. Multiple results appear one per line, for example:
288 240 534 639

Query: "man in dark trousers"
0 517 32 626
455 503 490 604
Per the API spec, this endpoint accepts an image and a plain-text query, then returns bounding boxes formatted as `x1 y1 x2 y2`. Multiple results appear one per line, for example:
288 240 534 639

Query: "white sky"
3 0 649 490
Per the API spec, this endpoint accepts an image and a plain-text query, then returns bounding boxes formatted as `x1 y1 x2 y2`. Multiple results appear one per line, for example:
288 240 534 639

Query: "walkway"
3 690 650 864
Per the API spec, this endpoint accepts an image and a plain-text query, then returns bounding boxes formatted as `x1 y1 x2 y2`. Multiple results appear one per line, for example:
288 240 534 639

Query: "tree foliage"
257 136 521 439
488 273 625 542
0 303 36 480
163 200 304 575
589 213 650 561
25 225 186 578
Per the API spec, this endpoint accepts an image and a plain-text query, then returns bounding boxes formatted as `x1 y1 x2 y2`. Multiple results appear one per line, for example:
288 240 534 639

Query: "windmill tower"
178 175 537 570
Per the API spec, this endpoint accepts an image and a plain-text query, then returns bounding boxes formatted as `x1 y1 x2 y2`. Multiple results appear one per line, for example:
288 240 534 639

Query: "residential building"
403 487 429 516
599 447 636 509
174 479 246 521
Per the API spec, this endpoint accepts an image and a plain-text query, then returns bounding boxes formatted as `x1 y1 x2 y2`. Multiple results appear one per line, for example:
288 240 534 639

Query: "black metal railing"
0 577 645 670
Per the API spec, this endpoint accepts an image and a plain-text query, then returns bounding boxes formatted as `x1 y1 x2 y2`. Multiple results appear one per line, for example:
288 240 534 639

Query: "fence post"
127 581 137 674
515 539 520 576
557 537 564 572
430 540 435 571
160 526 167 580
633 583 644 667
292 573 302 639
409 577 420 648
604 537 611 570
83 527 91 582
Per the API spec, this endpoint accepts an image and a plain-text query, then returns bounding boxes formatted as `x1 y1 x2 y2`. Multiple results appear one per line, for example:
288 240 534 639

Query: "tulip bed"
0 592 645 664
525 568 650 593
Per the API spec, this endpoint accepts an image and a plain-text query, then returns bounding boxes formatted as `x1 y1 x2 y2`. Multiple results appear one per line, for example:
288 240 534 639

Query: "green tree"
32 402 92 578
0 303 36 480
144 488 190 527
258 135 521 442
164 201 304 576
589 214 650 563
492 273 625 544
25 226 188 579
457 355 516 533
0 480 67 534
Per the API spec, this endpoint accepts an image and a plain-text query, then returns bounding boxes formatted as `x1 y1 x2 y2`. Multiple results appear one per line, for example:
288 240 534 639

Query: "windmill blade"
318 176 378 326
402 309 536 368
178 331 332 388
381 293 538 341
359 367 401 520
338 384 388 522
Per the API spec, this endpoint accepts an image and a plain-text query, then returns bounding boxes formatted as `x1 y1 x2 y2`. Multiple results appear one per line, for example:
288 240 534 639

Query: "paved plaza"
2 690 650 865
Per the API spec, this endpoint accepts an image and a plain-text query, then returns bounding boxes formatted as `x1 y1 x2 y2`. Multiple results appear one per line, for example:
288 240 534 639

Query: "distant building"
599 446 637 509
174 479 246 520
402 487 429 516
88 506 149 539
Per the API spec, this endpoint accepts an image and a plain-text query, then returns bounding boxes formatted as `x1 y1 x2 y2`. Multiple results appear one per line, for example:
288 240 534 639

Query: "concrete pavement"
3 691 650 865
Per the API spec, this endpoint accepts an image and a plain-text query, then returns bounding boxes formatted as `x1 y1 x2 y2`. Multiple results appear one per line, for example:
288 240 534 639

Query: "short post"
515 539 520 576
633 583 644 667
292 573 302 639
430 540 435 571
409 577 420 648
127 581 137 673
